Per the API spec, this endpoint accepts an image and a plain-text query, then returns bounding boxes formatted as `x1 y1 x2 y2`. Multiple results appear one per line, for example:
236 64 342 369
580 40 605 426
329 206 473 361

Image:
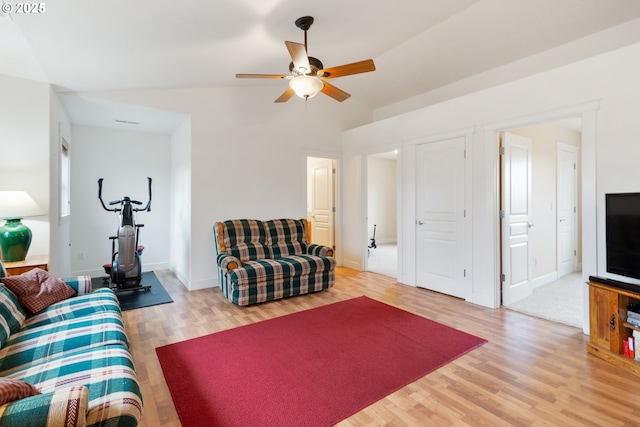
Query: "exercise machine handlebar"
98 177 152 213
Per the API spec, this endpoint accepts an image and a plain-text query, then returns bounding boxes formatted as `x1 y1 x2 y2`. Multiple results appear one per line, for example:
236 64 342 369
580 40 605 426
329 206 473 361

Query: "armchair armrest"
217 254 242 273
60 276 93 296
0 385 88 427
307 244 334 257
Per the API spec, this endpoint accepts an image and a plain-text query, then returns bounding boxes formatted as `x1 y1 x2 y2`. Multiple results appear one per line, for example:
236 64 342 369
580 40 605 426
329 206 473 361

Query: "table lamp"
0 191 44 262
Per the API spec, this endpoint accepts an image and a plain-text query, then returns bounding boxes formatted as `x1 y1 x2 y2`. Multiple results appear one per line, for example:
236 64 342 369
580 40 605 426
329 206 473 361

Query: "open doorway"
306 157 336 252
500 119 583 328
366 151 398 278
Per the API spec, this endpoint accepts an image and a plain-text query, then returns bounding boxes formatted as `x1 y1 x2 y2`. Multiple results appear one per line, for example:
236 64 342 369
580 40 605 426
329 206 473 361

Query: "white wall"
0 75 50 260
70 126 171 276
169 117 191 287
63 86 371 289
49 89 72 276
343 42 640 310
367 157 397 244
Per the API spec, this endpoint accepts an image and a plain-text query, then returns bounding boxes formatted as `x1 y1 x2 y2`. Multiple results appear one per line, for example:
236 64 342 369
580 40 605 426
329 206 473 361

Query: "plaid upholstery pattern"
0 278 141 427
0 312 129 375
264 219 308 257
0 286 26 349
0 386 88 427
62 276 93 296
215 218 336 306
22 289 121 331
8 345 141 427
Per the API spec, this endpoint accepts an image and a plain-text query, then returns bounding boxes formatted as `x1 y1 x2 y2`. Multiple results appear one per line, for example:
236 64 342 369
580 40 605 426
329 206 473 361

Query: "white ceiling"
2 0 640 132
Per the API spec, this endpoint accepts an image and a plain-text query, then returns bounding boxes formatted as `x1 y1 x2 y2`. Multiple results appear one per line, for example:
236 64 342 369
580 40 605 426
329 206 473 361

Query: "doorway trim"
484 101 598 333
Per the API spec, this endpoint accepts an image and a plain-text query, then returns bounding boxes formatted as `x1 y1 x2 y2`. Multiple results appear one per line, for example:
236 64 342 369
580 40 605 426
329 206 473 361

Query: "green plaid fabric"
0 385 88 427
22 288 121 331
264 219 308 257
216 218 336 306
0 280 141 427
0 287 26 348
0 312 129 375
7 345 141 427
60 276 93 296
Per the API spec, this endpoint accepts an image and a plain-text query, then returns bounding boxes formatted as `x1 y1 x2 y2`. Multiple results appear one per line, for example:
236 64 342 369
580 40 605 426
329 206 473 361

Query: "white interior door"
309 157 335 248
557 143 578 277
501 132 533 305
416 137 467 299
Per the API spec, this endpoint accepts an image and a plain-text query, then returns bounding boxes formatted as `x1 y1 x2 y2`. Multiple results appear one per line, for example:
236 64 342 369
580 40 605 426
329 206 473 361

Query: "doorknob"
528 222 534 228
416 220 424 225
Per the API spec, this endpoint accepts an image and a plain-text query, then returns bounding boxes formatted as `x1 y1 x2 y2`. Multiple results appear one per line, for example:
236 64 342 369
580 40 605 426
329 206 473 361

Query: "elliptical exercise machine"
98 177 152 293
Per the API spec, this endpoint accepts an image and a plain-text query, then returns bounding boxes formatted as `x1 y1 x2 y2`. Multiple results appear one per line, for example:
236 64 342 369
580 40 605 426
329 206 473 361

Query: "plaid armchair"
214 219 336 306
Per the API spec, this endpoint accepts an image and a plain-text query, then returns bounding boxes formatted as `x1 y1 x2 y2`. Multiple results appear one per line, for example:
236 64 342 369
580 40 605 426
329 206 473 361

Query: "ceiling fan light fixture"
289 75 324 100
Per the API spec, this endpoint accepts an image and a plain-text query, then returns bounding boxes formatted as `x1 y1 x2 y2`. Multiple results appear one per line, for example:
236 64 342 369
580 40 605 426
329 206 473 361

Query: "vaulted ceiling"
2 0 640 120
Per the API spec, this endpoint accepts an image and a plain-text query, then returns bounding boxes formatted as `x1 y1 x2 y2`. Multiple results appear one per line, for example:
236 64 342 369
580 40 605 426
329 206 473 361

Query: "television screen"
606 193 640 280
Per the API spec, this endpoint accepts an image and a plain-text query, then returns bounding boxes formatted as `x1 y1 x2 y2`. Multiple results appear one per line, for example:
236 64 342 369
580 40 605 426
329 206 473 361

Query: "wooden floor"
124 268 640 426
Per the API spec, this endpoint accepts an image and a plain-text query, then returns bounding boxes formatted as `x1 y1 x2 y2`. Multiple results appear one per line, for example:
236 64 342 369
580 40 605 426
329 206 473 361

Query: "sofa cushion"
22 288 121 331
1 269 76 314
0 312 129 376
0 377 40 405
0 286 26 348
264 219 307 257
221 219 270 262
280 255 337 276
6 344 142 427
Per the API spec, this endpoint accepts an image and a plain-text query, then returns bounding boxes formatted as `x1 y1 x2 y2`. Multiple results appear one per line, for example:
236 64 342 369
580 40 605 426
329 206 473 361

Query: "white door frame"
365 151 399 278
557 142 579 278
486 102 597 334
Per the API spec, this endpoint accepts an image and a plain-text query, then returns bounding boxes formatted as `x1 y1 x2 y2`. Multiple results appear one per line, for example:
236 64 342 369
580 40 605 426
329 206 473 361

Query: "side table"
2 255 49 276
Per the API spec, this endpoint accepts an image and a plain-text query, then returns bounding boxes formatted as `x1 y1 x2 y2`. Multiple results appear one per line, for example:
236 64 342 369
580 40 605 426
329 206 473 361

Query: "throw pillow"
0 268 76 314
0 377 40 405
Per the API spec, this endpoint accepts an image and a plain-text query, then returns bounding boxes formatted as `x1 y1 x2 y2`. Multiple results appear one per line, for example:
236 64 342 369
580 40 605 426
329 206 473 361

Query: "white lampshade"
0 191 45 219
289 75 324 100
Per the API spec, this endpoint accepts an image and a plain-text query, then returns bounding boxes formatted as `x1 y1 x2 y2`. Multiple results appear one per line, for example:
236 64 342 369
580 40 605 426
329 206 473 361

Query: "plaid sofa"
214 219 336 306
0 276 141 427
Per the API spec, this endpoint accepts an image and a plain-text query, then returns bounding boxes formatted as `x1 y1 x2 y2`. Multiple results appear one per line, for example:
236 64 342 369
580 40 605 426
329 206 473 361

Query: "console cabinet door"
589 286 621 353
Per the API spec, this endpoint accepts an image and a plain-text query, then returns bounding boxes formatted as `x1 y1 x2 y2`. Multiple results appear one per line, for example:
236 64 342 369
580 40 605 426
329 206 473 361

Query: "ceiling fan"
236 16 376 103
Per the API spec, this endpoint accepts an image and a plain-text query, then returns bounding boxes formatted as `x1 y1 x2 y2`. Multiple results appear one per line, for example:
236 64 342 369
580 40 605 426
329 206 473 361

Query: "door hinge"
573 163 576 170
463 269 466 277
464 149 466 159
332 168 336 174
574 250 577 256
332 207 336 213
499 210 505 219
499 146 505 156
500 273 506 282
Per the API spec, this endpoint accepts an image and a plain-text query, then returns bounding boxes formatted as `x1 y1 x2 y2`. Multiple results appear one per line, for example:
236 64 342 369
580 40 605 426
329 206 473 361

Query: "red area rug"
156 296 486 427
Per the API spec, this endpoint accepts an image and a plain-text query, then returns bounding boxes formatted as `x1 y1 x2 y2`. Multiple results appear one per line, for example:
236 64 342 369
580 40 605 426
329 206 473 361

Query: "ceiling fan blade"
318 59 376 79
320 81 351 102
236 74 288 79
285 41 311 75
275 87 295 103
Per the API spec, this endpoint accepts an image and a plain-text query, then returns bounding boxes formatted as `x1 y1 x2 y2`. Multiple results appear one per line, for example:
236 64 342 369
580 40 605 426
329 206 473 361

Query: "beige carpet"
506 272 583 328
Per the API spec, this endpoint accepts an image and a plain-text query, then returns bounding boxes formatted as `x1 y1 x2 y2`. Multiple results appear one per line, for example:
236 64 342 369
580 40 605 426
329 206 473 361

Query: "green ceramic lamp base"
0 218 32 262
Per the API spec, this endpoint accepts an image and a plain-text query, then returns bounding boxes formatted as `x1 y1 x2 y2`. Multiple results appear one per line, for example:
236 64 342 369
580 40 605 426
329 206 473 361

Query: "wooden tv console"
587 280 640 376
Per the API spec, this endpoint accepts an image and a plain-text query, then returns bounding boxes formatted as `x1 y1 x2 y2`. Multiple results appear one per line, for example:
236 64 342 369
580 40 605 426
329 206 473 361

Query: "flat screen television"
606 192 640 281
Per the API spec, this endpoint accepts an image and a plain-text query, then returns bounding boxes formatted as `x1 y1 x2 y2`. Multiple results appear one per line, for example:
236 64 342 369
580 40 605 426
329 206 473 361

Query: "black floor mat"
92 271 173 311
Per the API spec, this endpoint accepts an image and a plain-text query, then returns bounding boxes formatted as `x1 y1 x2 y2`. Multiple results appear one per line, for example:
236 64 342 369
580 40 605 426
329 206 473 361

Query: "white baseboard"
532 271 558 289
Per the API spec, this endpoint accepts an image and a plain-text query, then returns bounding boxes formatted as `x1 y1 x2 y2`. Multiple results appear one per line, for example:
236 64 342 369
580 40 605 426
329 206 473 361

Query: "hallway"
505 272 583 328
